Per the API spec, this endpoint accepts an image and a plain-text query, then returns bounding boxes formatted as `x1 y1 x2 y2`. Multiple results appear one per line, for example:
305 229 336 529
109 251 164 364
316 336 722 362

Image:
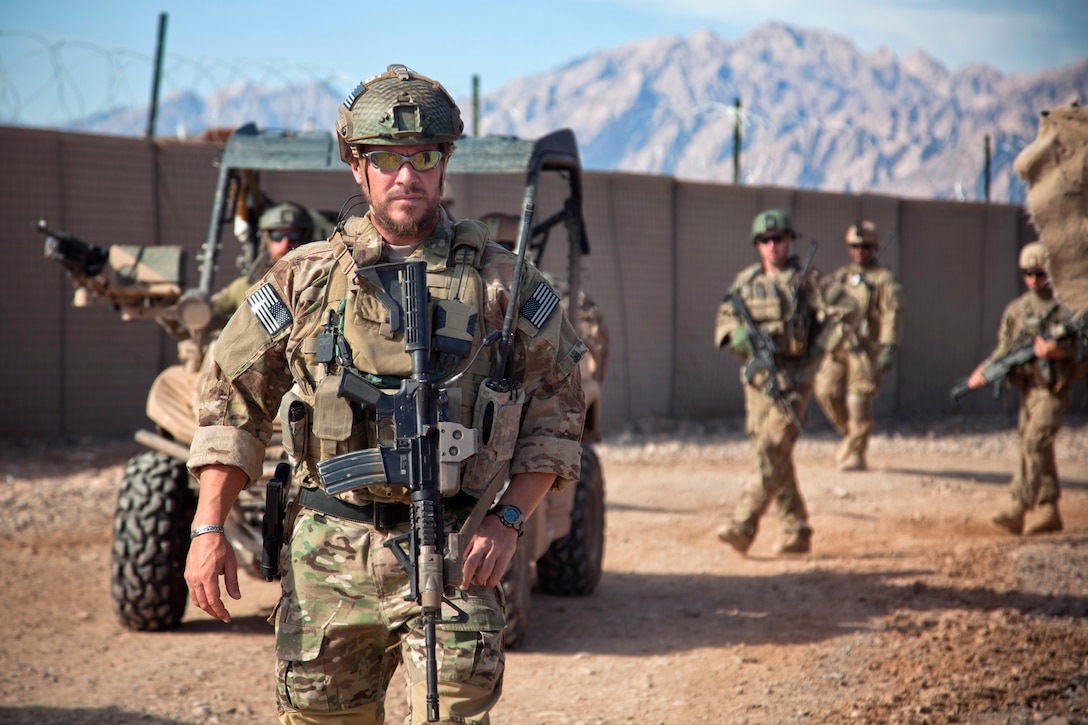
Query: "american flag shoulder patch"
246 283 293 336
519 281 560 329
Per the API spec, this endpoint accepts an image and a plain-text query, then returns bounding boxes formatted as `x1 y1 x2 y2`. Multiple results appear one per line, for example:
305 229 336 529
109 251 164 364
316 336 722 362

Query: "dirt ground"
2 413 1087 725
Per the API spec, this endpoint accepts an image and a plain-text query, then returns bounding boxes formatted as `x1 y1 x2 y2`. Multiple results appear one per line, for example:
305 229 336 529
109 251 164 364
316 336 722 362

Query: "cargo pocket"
438 589 505 683
275 606 327 710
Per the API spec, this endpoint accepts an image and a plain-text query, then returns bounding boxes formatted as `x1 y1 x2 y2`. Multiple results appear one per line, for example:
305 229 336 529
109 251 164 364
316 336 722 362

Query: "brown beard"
360 165 445 242
368 201 439 240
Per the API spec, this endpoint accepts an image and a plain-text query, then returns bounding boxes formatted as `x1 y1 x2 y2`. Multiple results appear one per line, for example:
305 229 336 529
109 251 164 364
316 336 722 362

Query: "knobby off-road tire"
536 446 605 596
500 535 536 650
111 450 197 631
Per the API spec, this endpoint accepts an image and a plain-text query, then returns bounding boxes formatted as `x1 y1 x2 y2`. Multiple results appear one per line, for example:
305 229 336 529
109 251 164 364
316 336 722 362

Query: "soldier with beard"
184 64 587 724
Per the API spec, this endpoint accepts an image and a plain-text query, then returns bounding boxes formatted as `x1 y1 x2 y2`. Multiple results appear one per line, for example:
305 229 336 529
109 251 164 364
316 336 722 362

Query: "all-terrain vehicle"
42 124 607 645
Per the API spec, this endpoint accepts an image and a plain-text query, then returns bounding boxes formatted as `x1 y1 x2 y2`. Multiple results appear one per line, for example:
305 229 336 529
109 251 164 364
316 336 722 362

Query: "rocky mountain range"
70 23 1087 204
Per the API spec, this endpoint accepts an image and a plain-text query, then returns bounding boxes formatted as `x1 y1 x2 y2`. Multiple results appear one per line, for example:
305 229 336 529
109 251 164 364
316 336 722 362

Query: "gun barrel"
35 218 109 277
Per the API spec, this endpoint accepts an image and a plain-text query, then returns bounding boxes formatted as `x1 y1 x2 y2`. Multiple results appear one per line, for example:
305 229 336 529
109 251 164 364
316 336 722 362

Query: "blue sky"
2 0 1086 127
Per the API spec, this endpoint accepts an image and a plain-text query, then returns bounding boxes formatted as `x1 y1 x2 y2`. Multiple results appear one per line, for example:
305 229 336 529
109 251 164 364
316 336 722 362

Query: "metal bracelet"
190 524 226 540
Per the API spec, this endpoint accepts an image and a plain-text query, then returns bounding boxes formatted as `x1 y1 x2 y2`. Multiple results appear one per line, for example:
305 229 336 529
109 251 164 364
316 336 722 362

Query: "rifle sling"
458 466 515 543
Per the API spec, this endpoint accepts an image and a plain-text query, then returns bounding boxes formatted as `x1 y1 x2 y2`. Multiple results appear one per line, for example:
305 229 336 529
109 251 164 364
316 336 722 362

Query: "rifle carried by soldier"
950 311 1086 402
316 194 538 720
314 260 467 721
725 241 818 429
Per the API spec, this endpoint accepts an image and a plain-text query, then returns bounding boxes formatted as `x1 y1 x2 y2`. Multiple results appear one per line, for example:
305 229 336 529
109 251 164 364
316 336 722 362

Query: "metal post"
983 134 992 203
472 74 480 137
146 13 168 139
733 98 742 184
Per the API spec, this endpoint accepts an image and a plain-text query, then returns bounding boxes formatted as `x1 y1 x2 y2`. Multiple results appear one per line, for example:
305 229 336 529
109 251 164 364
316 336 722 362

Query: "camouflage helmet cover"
751 208 795 241
258 202 312 232
845 220 880 247
1018 241 1050 271
336 64 464 163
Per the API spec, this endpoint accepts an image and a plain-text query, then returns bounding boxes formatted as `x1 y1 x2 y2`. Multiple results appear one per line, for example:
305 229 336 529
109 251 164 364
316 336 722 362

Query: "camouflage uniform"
814 223 903 471
714 248 842 554
189 208 586 724
985 290 1076 535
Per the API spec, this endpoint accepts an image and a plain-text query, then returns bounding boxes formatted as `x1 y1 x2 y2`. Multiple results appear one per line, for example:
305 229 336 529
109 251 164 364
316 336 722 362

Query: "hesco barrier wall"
1 126 1075 441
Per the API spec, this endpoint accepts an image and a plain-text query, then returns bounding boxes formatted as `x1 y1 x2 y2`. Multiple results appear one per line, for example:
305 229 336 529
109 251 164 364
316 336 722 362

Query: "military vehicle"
42 124 607 646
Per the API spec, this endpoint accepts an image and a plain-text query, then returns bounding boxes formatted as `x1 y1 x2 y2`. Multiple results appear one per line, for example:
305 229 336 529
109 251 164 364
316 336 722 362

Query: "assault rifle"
36 218 109 278
260 462 292 581
725 242 818 430
950 311 1086 402
316 261 477 722
35 217 186 321
729 293 803 429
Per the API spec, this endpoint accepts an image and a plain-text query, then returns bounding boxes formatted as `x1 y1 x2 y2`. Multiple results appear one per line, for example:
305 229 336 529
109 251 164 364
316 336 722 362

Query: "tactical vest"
838 268 871 339
279 219 515 505
735 262 811 357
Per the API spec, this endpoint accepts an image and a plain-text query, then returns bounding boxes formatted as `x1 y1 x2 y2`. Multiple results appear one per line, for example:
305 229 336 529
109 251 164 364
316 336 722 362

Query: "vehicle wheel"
110 450 196 631
500 535 535 650
536 446 605 596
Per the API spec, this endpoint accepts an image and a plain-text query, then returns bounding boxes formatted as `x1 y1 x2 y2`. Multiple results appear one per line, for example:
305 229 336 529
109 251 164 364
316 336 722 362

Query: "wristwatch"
489 504 525 537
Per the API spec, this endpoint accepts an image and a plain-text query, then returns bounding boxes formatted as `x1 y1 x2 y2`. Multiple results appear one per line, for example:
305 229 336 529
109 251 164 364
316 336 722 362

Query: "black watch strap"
489 504 524 537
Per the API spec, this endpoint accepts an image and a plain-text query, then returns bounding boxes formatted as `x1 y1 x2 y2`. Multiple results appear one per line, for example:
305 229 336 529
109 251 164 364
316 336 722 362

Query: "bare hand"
184 532 241 623
460 516 519 589
1034 336 1064 360
967 365 987 389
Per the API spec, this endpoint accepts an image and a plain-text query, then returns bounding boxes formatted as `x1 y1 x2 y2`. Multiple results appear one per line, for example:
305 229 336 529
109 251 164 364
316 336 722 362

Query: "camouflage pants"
1008 384 1072 510
273 508 506 725
731 381 813 538
814 347 883 463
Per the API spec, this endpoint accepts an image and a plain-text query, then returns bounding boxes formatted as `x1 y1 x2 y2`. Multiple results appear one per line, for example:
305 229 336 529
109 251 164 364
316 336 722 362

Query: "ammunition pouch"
460 381 526 498
279 389 311 465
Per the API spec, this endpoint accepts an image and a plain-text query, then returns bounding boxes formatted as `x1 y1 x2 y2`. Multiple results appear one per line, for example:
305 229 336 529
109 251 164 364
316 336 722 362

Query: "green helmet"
258 202 312 232
751 208 795 242
336 64 463 163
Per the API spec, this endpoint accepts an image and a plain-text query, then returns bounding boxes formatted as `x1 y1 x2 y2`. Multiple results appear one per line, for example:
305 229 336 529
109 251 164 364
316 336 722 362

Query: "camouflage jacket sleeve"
479 243 587 491
188 245 333 485
713 266 757 352
874 267 904 347
209 274 253 319
984 297 1027 366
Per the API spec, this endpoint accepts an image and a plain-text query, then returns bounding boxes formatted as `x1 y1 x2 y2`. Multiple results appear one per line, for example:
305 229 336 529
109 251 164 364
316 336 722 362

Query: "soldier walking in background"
814 221 903 471
713 209 849 556
965 242 1077 536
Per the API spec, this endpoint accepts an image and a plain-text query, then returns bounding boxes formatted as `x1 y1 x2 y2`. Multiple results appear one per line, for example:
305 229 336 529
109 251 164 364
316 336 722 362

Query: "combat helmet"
258 202 313 233
1018 241 1050 272
845 220 880 248
751 209 795 243
336 64 463 163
